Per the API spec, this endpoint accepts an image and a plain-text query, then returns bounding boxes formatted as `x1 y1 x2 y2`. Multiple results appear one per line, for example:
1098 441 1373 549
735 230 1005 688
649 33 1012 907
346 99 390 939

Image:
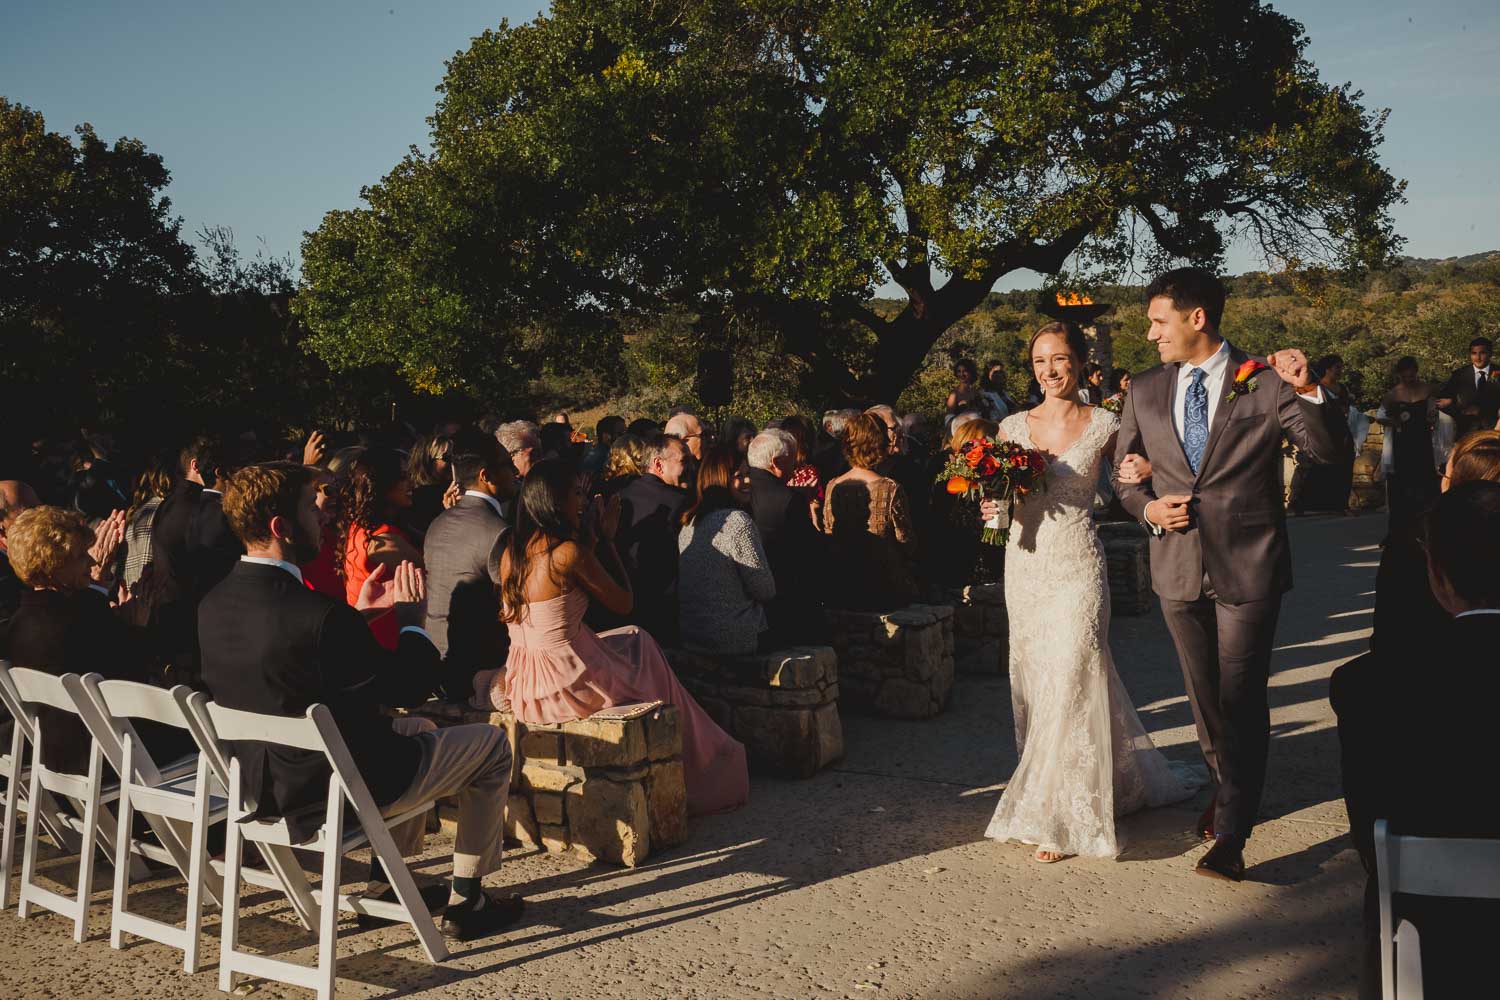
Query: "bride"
984 321 1199 862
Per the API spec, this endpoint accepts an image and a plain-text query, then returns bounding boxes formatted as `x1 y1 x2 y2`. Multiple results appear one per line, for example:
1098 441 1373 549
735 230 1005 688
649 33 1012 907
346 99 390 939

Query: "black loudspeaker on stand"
696 349 734 408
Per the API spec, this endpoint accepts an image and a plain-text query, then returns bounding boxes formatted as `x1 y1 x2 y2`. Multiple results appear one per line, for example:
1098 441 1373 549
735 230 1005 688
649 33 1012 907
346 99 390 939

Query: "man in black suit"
200 463 524 940
423 429 516 702
615 432 690 644
1436 337 1500 439
745 430 825 645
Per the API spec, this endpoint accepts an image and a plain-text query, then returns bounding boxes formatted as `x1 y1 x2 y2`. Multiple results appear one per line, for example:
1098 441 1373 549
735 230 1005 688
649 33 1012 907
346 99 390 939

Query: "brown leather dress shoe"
1195 838 1245 882
1195 803 1216 842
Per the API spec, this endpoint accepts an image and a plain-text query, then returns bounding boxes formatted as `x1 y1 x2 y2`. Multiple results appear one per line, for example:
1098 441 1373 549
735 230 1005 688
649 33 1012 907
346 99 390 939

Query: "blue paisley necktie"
1184 367 1209 474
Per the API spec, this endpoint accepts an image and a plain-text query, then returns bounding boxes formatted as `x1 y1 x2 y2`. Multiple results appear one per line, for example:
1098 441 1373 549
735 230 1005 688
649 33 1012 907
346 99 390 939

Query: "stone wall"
944 582 1007 675
825 605 955 718
665 646 843 779
1351 414 1386 511
1098 521 1152 616
407 701 686 867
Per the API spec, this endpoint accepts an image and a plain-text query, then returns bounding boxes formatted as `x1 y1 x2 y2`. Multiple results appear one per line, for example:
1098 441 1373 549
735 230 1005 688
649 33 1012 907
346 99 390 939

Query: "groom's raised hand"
1267 348 1314 388
1145 494 1193 532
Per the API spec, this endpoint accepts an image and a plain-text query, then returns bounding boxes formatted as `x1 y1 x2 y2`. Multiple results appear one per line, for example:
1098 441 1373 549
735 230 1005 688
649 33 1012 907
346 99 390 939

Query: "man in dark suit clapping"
1436 337 1500 439
746 429 825 645
423 429 517 702
200 463 525 940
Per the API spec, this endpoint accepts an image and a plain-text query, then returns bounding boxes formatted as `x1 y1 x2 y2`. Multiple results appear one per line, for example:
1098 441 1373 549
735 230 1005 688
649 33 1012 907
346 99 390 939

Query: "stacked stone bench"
405 700 686 867
943 582 1007 675
1098 520 1152 616
664 646 843 779
825 604 955 718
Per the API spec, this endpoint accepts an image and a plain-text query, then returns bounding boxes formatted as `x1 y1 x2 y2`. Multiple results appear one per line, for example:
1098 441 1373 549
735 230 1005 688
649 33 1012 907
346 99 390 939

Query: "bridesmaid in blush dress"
488 458 747 816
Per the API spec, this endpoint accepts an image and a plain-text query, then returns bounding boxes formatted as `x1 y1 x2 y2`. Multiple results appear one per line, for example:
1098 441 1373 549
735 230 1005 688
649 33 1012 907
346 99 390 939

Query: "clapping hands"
89 509 127 584
355 560 427 628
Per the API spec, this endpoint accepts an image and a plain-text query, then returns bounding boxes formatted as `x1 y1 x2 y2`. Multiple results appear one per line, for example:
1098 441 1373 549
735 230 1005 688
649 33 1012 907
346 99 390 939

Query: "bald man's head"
0 480 40 552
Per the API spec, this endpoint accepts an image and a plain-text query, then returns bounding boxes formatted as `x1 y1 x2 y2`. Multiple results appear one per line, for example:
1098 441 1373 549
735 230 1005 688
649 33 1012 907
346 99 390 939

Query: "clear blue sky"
4 1 1497 291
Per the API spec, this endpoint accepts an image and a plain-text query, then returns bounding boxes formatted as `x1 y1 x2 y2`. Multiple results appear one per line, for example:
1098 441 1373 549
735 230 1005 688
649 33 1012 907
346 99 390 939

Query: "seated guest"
581 415 625 484
678 445 776 655
495 421 541 480
745 429 825 643
424 430 517 703
615 432 691 644
598 434 646 498
721 416 757 459
777 415 822 499
822 413 919 610
402 433 454 539
625 417 659 439
0 480 41 627
201 463 523 939
300 468 344 599
0 506 186 775
490 459 747 815
335 448 422 650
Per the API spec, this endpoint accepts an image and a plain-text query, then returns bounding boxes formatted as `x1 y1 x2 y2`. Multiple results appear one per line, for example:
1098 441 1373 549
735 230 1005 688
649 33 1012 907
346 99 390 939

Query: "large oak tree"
297 0 1404 403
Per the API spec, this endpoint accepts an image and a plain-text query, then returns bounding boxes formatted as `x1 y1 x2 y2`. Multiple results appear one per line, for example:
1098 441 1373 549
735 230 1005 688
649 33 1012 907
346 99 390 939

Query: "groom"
1113 267 1338 882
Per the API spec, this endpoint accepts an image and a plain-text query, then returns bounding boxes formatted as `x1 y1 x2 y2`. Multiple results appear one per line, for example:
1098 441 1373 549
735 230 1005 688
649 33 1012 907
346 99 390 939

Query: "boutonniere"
1225 359 1269 402
1489 370 1499 383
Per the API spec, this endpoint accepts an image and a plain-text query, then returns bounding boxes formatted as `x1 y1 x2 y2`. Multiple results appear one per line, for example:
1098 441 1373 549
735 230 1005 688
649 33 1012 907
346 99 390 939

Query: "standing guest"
1374 356 1443 533
925 419 1001 588
625 417 660 439
424 430 517 703
122 458 175 595
946 357 984 425
1082 363 1107 405
403 434 454 539
778 415 821 498
821 414 919 609
582 416 626 483
492 459 748 815
745 430 825 643
812 409 859 486
538 422 577 464
599 434 647 498
1288 355 1357 516
721 417 757 459
202 463 525 939
1436 336 1500 439
1105 369 1132 405
664 412 709 464
0 481 42 627
614 433 691 643
495 421 541 480
981 360 1017 422
678 445 776 655
335 448 423 650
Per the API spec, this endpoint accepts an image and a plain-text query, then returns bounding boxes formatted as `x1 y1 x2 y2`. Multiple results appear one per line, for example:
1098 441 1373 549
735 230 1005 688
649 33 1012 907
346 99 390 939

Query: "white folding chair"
0 665 137 942
181 692 449 999
1374 818 1500 1000
64 674 225 971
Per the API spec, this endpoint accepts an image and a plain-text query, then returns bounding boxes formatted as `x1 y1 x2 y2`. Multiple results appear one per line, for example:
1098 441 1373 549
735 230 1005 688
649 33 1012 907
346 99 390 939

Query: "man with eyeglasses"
664 411 709 463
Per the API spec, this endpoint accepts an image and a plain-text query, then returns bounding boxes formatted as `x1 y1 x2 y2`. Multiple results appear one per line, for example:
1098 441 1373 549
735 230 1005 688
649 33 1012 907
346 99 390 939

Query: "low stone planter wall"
406 700 686 867
1351 415 1385 511
944 582 1007 675
1098 521 1152 616
665 646 843 779
825 605 955 719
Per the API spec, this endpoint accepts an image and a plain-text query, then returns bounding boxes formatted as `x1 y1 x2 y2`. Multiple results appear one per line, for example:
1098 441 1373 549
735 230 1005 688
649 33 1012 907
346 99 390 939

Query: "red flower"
963 447 985 469
977 455 999 477
1234 359 1268 383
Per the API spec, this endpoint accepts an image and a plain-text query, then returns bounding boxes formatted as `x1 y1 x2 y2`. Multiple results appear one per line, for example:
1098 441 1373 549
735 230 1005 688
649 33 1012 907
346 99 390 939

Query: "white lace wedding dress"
985 407 1200 858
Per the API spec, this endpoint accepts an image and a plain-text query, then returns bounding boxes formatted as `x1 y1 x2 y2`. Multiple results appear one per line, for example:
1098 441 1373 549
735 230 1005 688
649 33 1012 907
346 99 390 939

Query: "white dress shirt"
463 489 504 518
239 555 433 643
1171 341 1322 444
1473 366 1492 390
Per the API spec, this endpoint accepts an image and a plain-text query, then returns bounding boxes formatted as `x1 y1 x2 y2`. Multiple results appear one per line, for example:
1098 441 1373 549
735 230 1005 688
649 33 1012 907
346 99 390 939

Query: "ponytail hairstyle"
498 458 581 623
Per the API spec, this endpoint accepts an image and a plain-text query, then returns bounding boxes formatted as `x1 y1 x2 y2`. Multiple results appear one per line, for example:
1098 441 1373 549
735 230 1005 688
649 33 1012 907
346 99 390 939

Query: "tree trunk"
863 273 1002 404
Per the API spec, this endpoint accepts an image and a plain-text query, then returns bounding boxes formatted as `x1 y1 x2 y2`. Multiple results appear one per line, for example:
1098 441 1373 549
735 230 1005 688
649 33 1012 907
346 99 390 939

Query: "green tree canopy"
297 0 1405 405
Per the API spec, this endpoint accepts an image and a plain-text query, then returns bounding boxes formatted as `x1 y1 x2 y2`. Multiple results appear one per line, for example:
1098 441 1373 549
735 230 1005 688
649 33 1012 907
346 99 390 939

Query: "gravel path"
0 513 1383 999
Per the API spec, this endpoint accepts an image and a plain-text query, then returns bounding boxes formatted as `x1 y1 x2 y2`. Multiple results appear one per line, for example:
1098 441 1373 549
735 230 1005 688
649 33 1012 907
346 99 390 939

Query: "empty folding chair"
181 691 449 999
1374 818 1500 1000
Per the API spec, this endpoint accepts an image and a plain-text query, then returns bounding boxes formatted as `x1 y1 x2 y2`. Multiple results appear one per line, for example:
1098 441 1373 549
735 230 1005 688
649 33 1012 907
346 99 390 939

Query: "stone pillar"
1097 521 1152 616
825 605 956 718
945 582 1007 674
1087 322 1114 375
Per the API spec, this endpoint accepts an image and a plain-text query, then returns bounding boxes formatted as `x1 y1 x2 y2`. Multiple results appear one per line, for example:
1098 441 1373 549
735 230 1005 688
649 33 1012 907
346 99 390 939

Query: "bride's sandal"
1033 848 1071 864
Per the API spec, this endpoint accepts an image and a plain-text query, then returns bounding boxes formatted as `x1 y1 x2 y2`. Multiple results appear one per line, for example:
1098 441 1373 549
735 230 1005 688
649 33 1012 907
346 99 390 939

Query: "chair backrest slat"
202 700 323 752
93 678 191 729
8 666 82 714
1384 830 1500 899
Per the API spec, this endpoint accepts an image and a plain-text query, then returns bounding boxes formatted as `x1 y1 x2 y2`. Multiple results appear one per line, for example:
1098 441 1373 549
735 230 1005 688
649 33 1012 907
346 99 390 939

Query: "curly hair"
603 434 647 480
7 506 92 588
222 462 316 548
842 413 890 471
332 449 405 581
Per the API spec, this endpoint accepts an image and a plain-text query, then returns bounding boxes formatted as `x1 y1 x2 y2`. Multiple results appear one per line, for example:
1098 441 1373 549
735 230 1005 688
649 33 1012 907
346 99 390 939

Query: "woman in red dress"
333 448 422 648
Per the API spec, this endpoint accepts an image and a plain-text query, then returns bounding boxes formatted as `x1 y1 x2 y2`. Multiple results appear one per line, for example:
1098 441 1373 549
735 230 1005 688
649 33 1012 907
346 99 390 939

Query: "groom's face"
1147 296 1210 364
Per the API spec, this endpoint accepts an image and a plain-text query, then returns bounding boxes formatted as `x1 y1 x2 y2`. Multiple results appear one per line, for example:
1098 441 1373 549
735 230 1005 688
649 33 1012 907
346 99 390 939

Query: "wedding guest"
822 413 919 609
1288 355 1357 516
1436 336 1500 438
924 419 1001 589
664 412 709 463
300 468 344 599
1375 356 1442 532
721 417 757 459
403 433 454 539
538 421 577 464
122 457 174 595
335 448 423 650
614 433 691 643
496 421 541 479
1105 369 1131 405
0 480 41 627
777 415 821 497
1083 363 1106 405
581 416 625 482
625 417 660 439
812 409 859 485
745 430 824 643
424 429 517 703
0 505 184 776
491 458 747 815
202 463 524 939
599 434 646 498
981 360 1017 422
946 357 984 425
677 445 776 655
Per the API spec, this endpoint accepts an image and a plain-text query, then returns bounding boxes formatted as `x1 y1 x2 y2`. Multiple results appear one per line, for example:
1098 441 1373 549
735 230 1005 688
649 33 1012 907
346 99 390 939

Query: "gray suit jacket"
1113 345 1338 604
421 495 508 683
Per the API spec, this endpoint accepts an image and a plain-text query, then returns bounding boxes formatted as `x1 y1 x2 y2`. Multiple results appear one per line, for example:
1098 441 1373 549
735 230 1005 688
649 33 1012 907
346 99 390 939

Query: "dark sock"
451 876 481 906
367 859 388 887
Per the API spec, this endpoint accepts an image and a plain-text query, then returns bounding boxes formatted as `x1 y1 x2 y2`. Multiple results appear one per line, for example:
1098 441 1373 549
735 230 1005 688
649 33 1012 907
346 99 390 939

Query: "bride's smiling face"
1031 332 1078 399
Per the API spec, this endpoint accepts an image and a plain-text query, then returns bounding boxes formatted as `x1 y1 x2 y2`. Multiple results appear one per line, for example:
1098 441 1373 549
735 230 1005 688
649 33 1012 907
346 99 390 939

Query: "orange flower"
1234 359 1268 383
946 476 975 495
977 455 999 477
963 447 985 469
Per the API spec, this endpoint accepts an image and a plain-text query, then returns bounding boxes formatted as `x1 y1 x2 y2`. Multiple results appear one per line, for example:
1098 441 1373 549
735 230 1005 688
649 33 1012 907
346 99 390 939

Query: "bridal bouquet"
938 437 1049 545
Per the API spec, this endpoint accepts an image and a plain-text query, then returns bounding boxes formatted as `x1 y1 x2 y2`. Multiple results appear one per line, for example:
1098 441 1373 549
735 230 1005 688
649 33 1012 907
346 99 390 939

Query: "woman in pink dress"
489 459 748 816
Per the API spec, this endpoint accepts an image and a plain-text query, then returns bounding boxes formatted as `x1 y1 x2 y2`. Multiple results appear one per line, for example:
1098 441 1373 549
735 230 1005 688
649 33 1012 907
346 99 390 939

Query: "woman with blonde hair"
924 418 1001 588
